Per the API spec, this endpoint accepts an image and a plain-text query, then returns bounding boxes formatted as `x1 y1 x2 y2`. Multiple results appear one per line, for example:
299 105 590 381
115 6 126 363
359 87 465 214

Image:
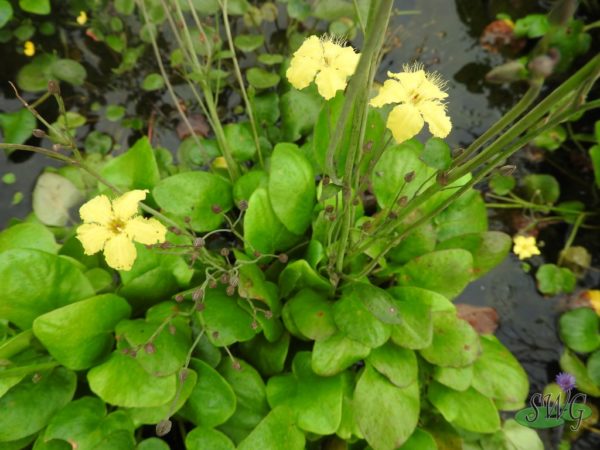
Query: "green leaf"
247 68 280 89
278 259 333 298
0 109 36 145
386 288 434 349
258 54 284 65
239 332 290 376
437 231 512 279
0 1 13 28
50 59 87 86
311 331 370 376
0 367 76 441
387 223 436 264
586 350 600 386
433 189 488 241
177 136 220 168
0 249 94 329
179 359 236 427
251 92 280 126
44 397 135 450
480 419 544 450
558 308 600 353
218 359 269 444
101 136 160 191
419 311 481 367
197 287 257 346
137 438 170 450
532 126 566 151
589 145 600 188
373 140 433 209
0 222 56 254
115 0 135 15
153 171 233 232
87 351 176 407
186 427 235 450
433 365 473 391
514 14 549 38
313 0 353 20
266 352 343 434
223 122 256 161
280 88 322 141
522 174 560 205
243 187 299 254
141 73 164 91
399 428 438 450
354 364 420 450
471 335 529 411
268 143 316 235
16 54 56 92
237 406 305 450
84 131 113 154
368 342 417 387
536 264 576 295
394 249 473 300
559 349 600 396
234 34 264 52
32 294 130 370
428 382 501 433
421 137 452 170
106 105 126 121
116 317 191 376
333 286 391 348
281 289 337 341
19 0 50 15
32 171 84 226
489 173 516 195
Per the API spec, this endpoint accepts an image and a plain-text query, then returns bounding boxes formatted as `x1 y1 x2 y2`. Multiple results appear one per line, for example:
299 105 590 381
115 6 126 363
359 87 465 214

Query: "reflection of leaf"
0 108 36 146
32 172 84 226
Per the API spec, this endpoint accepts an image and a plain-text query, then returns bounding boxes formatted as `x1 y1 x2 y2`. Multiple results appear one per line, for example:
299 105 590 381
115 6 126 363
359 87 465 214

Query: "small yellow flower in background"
585 290 600 316
23 41 35 57
76 190 167 271
512 235 541 260
369 63 452 144
76 11 88 26
286 35 360 100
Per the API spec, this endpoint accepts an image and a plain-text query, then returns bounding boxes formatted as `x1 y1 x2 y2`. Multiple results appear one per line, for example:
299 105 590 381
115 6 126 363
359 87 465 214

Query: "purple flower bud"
556 372 576 392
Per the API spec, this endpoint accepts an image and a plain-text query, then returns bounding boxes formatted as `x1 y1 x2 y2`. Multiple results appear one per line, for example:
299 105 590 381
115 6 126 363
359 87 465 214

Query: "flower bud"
485 60 526 84
144 342 156 354
220 247 230 257
404 171 415 183
226 285 236 296
192 289 204 302
194 237 205 248
232 360 241 370
175 294 184 303
52 144 62 152
32 129 46 138
397 195 408 207
278 253 288 264
528 54 558 79
156 419 172 436
238 200 248 210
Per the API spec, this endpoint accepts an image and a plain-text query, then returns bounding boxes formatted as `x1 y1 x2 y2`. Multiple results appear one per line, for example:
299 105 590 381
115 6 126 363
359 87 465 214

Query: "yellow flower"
23 41 35 57
286 35 360 100
585 290 600 316
369 63 452 144
76 190 167 271
76 11 88 26
512 235 541 260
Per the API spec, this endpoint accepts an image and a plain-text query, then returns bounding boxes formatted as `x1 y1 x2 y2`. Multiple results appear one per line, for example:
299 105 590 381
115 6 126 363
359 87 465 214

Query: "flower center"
108 218 126 235
410 91 422 104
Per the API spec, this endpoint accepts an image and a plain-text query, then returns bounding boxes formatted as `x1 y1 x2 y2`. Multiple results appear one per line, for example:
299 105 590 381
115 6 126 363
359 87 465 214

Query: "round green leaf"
141 73 164 91
333 288 391 348
0 367 76 441
197 287 257 346
421 137 452 170
278 259 333 298
19 0 50 15
586 350 600 386
489 173 516 195
399 428 438 450
223 122 255 162
257 54 283 65
0 1 13 28
559 308 600 353
243 187 299 254
394 249 473 300
419 311 481 367
179 359 236 428
354 364 420 450
247 68 280 89
186 427 235 450
0 108 36 145
50 59 87 86
311 331 370 376
522 174 560 205
33 294 131 370
471 335 529 410
433 365 473 392
386 287 435 349
428 383 500 433
101 136 160 191
218 359 269 444
0 223 56 254
32 172 84 227
0 249 94 329
84 131 113 154
137 438 170 450
115 0 135 15
433 189 488 241
44 397 135 450
87 352 176 407
106 105 126 122
282 289 336 341
239 332 290 376
16 54 56 92
237 406 305 450
268 143 315 235
536 264 577 295
368 343 417 388
559 349 600 396
281 88 321 142
154 171 233 232
234 34 264 52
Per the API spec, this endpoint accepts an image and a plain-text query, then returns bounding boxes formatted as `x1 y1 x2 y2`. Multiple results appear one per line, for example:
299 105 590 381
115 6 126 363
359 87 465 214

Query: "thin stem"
558 213 586 265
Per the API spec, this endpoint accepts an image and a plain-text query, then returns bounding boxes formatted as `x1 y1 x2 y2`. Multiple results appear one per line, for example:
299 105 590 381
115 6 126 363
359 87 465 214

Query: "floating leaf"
536 263 576 295
50 59 87 86
421 137 452 170
0 222 56 254
19 0 50 15
32 172 84 227
558 308 600 353
141 73 164 91
0 108 36 145
559 349 600 396
234 34 264 52
247 68 280 89
522 174 560 205
280 88 322 142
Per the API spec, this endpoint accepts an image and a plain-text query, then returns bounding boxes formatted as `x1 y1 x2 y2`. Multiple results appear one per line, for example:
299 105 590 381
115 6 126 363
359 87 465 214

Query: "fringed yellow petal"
419 101 452 138
79 195 113 225
314 67 347 100
293 35 323 60
103 234 137 271
328 45 360 77
419 76 448 101
286 57 321 90
388 69 427 93
125 216 167 245
386 104 424 144
76 223 111 255
369 79 409 108
112 190 148 221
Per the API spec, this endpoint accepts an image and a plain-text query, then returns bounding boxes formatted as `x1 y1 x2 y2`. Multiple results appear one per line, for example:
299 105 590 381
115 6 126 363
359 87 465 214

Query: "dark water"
1 1 600 448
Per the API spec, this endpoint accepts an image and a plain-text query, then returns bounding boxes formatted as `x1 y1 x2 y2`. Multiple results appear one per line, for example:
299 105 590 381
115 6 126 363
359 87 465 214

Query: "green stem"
0 330 33 360
0 143 75 164
558 213 586 265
